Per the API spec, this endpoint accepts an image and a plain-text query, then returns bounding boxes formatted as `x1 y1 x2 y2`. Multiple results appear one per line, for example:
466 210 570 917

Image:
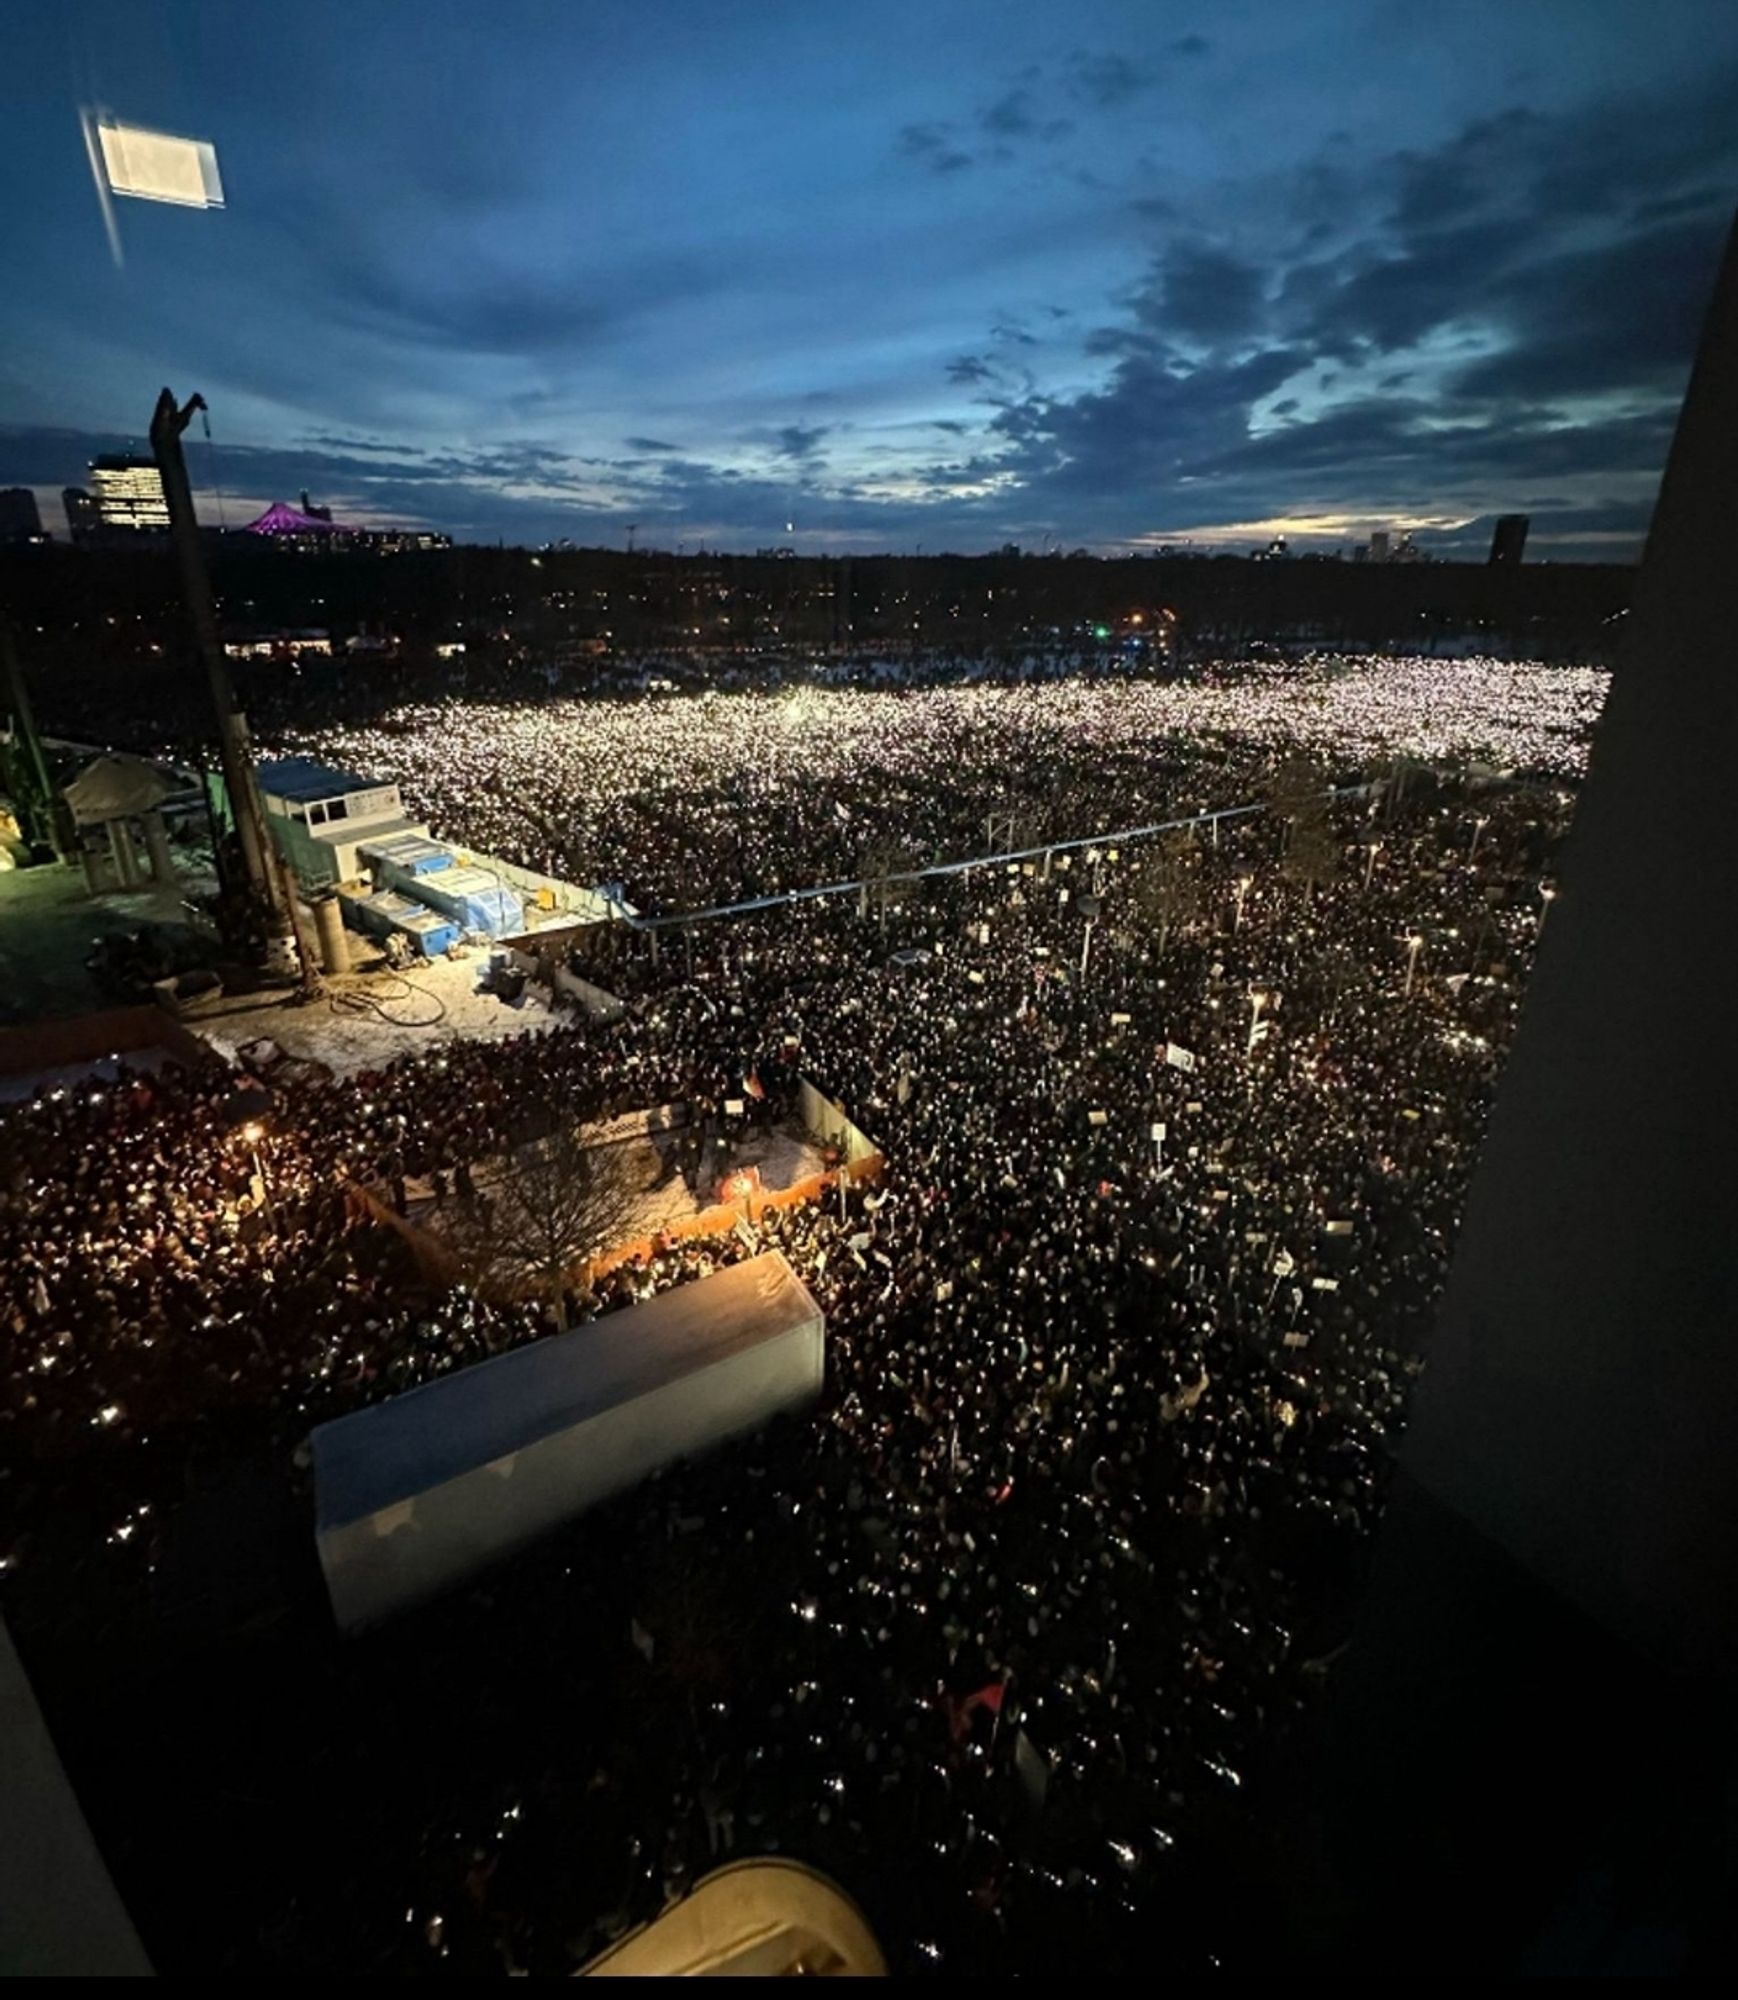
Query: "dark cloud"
303 433 411 456
909 61 1733 557
1066 51 1154 108
1388 108 1544 237
1631 184 1732 229
624 437 680 454
981 90 1036 137
773 424 831 460
977 88 1072 145
989 344 1307 500
288 193 750 361
1448 215 1727 402
1147 242 1268 346
1169 34 1210 58
947 355 998 385
897 122 974 174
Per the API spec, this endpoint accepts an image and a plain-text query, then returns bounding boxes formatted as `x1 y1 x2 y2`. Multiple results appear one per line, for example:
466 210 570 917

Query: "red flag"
941 1678 1008 1740
743 1069 766 1100
966 1678 1007 1717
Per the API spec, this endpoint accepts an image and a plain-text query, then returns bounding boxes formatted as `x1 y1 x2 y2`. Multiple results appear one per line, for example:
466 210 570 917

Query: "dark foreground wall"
1305 209 1738 1974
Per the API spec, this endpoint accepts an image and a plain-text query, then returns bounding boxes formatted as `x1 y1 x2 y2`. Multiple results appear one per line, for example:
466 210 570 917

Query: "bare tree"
1308 939 1360 1011
1283 810 1342 901
658 846 714 974
1265 753 1322 852
455 1125 646 1325
1267 754 1340 901
860 831 919 930
1373 751 1431 824
1131 829 1200 956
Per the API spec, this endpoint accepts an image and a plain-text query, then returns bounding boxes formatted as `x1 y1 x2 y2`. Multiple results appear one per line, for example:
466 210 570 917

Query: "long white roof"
311 1251 821 1530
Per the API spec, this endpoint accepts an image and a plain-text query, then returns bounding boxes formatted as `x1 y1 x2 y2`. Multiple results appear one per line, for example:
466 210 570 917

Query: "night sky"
2 1 1734 557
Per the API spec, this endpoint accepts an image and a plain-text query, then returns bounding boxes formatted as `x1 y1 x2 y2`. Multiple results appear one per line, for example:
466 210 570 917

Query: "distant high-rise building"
63 487 100 545
0 487 43 544
88 454 170 535
1488 514 1530 566
1369 530 1391 563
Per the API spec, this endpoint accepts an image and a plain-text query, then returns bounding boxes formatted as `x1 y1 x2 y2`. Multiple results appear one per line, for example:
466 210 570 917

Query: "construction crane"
149 387 318 989
0 608 67 861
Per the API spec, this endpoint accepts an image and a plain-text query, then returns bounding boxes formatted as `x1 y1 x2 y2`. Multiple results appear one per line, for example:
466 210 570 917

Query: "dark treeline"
2 539 1632 746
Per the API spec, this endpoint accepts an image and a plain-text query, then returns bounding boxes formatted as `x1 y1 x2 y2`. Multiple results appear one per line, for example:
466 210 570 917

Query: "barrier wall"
0 1002 215 1087
576 1149 883 1290
555 966 629 1021
499 925 630 1020
346 1180 466 1289
347 1078 883 1304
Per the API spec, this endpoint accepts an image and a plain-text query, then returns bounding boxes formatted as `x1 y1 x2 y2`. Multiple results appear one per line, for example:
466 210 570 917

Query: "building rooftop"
255 756 384 804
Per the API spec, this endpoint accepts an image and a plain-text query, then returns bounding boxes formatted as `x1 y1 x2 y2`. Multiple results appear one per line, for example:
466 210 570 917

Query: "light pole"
1234 873 1253 931
1247 988 1269 1057
242 1119 278 1231
1364 840 1382 890
1536 880 1557 937
1469 816 1489 862
1404 932 1423 997
1079 891 1101 980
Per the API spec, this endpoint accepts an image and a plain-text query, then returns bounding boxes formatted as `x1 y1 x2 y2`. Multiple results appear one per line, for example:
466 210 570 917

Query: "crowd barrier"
344 1080 884 1304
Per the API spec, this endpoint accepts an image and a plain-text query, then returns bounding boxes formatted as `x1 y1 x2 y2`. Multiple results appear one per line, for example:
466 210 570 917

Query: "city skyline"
1 1 1734 557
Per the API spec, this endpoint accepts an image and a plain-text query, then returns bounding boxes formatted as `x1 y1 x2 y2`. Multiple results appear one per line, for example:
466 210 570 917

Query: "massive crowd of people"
270 651 1602 913
0 650 1593 1974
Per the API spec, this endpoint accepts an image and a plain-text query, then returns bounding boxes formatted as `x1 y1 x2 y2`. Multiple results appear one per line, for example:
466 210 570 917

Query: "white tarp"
312 1251 823 1631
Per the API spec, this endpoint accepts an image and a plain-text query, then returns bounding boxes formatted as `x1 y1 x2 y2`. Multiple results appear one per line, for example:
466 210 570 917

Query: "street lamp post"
1404 932 1423 997
1469 816 1489 862
1078 892 1102 980
1234 874 1253 931
1247 988 1269 1057
1364 840 1382 890
242 1119 278 1231
1537 880 1557 937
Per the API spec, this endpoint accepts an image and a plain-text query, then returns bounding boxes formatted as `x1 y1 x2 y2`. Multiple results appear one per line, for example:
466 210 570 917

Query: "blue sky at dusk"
1 0 1734 556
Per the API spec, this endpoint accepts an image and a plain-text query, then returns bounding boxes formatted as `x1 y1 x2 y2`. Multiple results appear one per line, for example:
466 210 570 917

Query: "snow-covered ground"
188 948 562 1076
